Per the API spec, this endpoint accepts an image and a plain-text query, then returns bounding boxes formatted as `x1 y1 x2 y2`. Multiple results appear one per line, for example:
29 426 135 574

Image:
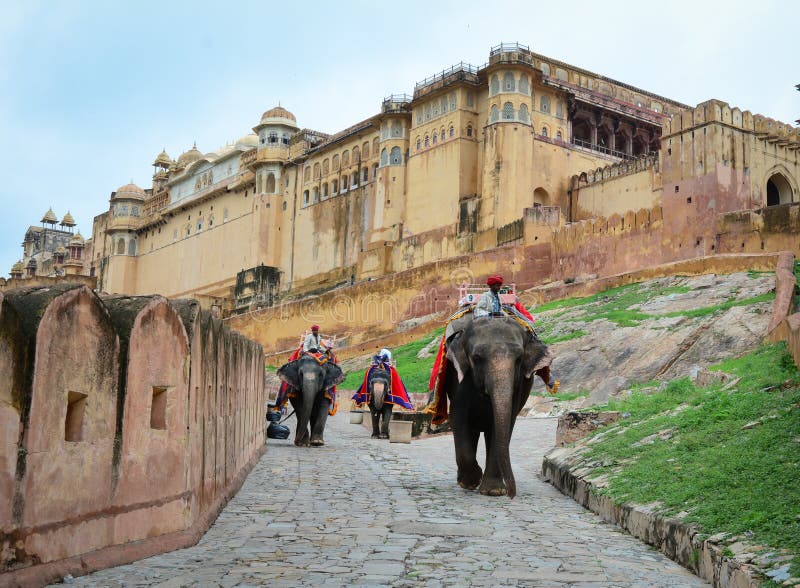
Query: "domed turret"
112 182 146 202
41 207 58 225
253 105 298 133
70 232 85 246
235 133 259 149
10 260 24 278
152 149 172 168
60 211 76 228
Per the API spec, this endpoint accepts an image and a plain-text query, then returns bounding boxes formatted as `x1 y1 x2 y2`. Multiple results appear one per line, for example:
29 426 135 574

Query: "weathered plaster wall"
0 285 266 586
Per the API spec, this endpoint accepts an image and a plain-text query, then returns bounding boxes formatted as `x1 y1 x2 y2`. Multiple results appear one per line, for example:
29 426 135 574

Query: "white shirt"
303 333 327 352
474 289 502 318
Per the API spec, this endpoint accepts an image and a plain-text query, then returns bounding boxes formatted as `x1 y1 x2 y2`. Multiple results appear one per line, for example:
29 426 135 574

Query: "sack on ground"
267 422 290 439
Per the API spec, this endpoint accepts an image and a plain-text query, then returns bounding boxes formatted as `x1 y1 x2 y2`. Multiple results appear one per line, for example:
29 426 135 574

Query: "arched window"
433 133 438 145
450 93 456 110
541 63 550 76
424 104 431 120
432 101 439 116
353 146 360 161
541 127 548 137
390 146 402 165
322 159 329 175
268 131 278 144
540 95 550 113
303 190 309 205
362 141 370 158
391 120 402 137
519 104 529 123
556 102 564 118
467 92 474 107
340 176 347 192
351 171 358 187
441 96 448 114
466 124 473 137
304 167 311 182
380 148 388 166
372 163 378 178
503 72 515 92
313 162 320 180
449 125 454 138
342 150 350 167
332 154 340 171
519 75 529 95
440 128 446 142
322 183 328 199
556 130 563 141
266 173 276 193
490 105 499 123
416 137 421 150
128 239 137 256
424 135 430 147
312 187 319 203
282 133 290 145
372 137 379 155
116 238 125 255
490 75 500 95
332 179 338 193
503 102 514 120
362 167 368 182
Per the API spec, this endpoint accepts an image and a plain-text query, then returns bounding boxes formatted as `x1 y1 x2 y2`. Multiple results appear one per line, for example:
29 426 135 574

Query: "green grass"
542 329 587 345
662 292 775 319
586 342 800 577
532 389 590 401
341 327 444 394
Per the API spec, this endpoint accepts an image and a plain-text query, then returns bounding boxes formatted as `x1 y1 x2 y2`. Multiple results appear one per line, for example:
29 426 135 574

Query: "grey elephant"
366 365 393 438
442 316 550 497
277 354 345 446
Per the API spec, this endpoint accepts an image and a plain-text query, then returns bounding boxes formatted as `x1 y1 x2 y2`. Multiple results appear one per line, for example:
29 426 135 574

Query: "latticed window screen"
504 72 515 92
390 146 402 165
503 102 514 120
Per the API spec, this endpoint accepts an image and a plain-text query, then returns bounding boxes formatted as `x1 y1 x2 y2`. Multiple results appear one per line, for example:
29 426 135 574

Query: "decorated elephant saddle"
352 360 414 410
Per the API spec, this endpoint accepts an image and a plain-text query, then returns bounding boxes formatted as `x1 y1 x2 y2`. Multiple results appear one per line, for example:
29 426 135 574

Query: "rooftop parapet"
382 94 412 114
413 62 481 99
488 42 534 66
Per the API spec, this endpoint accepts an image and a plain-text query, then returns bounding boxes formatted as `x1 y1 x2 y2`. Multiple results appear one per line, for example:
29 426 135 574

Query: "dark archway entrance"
766 173 793 206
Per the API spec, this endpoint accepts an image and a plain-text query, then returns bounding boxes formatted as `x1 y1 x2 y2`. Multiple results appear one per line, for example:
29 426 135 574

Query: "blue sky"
1 0 797 278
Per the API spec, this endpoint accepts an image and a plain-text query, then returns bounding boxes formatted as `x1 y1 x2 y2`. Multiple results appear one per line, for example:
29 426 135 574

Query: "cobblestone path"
55 414 707 587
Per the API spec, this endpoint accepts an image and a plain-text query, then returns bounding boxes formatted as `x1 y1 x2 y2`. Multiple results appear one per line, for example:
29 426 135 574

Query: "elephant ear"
445 332 469 383
277 361 301 389
324 363 345 389
522 332 550 379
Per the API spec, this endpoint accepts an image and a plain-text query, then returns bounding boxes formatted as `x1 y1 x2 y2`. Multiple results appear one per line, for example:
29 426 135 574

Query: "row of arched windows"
489 72 531 97
414 123 474 151
489 102 531 124
304 138 379 183
414 91 470 125
115 236 137 256
260 131 291 146
256 172 277 194
302 164 380 206
381 120 405 140
379 147 403 167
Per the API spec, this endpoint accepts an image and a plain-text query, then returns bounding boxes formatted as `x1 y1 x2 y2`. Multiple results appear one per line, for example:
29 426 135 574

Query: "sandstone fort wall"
0 285 266 587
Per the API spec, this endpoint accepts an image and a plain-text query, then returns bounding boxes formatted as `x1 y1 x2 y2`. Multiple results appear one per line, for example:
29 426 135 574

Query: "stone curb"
542 446 763 588
0 445 266 588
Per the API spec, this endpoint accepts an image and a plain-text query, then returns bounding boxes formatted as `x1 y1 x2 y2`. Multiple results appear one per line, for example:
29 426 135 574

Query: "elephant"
277 354 345 447
366 365 393 439
442 315 549 498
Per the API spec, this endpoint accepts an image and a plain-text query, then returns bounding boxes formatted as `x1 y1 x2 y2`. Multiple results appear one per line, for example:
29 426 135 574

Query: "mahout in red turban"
311 325 320 331
486 275 504 286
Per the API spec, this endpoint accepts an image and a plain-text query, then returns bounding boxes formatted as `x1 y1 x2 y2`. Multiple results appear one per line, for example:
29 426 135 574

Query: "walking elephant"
277 354 345 446
442 316 550 497
366 365 393 439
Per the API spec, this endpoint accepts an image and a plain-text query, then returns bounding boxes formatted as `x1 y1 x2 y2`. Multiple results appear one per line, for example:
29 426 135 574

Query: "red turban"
311 325 320 331
486 275 503 286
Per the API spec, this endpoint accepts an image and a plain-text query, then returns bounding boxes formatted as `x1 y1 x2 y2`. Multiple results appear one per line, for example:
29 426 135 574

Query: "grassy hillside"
585 342 800 583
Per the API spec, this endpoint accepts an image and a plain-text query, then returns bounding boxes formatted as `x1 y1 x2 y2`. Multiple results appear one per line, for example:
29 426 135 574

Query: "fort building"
10 43 798 315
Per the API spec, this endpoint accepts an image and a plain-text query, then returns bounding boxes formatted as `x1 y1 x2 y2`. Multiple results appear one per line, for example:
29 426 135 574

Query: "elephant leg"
379 405 392 439
290 397 309 447
371 408 380 438
454 427 482 490
310 398 330 446
479 433 506 496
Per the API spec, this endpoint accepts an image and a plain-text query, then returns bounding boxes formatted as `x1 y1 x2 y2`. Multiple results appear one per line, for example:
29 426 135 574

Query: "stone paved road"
53 414 708 587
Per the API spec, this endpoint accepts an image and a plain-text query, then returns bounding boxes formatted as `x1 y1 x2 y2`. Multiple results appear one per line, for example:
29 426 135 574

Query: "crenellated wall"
0 285 266 587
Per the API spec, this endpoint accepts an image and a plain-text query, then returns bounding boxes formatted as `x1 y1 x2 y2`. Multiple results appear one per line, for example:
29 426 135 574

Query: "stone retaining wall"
0 285 266 587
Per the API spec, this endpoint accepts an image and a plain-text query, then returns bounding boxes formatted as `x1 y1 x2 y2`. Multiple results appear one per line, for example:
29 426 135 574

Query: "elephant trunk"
298 373 319 433
372 379 387 410
488 367 516 498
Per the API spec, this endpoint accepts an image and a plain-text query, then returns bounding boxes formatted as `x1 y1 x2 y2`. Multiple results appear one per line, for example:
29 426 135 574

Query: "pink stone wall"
0 287 266 585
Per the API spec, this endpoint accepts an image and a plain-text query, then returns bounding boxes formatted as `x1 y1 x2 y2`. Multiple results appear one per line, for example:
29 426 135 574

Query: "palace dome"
70 232 85 246
254 105 298 131
235 133 259 149
114 182 146 201
11 260 24 274
153 149 172 167
177 144 204 167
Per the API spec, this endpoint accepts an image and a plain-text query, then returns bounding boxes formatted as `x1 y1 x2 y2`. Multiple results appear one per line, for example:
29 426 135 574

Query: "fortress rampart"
0 285 266 586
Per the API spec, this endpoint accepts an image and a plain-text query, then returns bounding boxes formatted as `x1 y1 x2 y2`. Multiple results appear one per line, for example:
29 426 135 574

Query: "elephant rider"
275 325 338 412
352 347 414 411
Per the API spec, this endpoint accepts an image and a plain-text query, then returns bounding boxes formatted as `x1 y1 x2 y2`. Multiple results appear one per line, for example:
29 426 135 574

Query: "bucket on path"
389 419 413 443
349 410 364 424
